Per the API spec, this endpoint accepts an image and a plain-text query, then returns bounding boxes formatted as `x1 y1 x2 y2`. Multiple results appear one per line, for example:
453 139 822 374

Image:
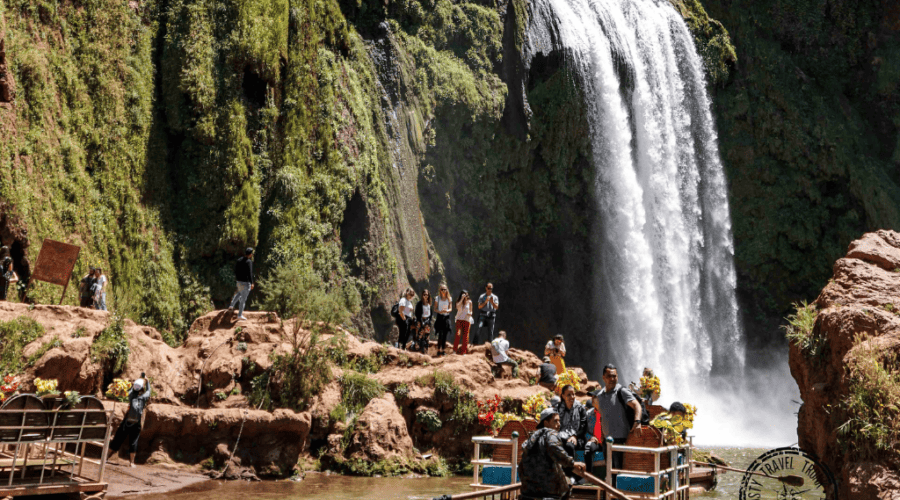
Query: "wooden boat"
458 420 717 500
0 394 113 500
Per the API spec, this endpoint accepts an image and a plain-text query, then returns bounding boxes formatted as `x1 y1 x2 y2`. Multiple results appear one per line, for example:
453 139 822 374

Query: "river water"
133 447 768 500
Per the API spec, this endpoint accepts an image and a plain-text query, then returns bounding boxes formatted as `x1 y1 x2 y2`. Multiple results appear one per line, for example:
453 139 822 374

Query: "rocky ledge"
0 302 599 479
789 230 900 499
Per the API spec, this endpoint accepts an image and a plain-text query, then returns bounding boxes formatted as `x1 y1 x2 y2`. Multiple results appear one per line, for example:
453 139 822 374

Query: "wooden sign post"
30 239 81 305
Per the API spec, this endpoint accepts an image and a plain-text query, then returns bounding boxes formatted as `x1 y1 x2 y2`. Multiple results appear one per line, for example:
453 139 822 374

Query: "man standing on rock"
475 282 499 347
520 407 585 500
108 374 151 468
590 364 643 480
227 247 255 321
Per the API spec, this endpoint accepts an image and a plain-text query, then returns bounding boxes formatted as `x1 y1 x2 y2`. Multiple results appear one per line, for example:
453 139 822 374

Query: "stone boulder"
346 394 414 461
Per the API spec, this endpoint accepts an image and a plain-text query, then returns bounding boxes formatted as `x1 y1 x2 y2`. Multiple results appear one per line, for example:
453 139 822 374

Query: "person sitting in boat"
650 401 691 446
553 384 588 482
520 407 586 500
581 391 604 479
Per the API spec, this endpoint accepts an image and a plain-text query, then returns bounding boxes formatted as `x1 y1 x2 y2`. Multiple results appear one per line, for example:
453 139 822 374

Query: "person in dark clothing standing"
0 247 14 301
554 384 588 482
539 356 558 391
475 283 499 346
413 289 433 353
520 407 585 500
108 374 151 467
227 248 255 321
79 267 96 308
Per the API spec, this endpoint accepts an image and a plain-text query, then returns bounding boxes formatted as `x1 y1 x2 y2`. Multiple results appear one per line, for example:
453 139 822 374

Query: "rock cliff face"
789 230 900 500
0 302 595 477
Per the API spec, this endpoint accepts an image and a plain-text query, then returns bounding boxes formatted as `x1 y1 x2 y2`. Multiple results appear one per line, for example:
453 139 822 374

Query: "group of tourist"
522 364 692 498
393 282 500 356
79 266 109 311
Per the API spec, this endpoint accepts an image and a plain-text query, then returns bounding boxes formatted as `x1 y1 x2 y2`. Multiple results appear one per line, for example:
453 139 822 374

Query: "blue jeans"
99 293 107 311
229 281 252 315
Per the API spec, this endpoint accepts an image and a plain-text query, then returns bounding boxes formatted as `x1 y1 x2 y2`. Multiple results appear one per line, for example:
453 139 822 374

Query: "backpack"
617 387 650 426
390 302 401 320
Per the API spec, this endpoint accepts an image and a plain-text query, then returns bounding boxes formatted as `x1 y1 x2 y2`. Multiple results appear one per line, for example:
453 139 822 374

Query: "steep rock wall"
789 230 900 499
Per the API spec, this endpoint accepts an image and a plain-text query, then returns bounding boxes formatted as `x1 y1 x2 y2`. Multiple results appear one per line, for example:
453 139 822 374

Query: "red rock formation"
790 230 900 499
0 302 599 476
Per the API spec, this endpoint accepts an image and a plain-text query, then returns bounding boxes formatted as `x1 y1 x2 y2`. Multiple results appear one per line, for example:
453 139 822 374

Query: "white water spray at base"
526 0 798 446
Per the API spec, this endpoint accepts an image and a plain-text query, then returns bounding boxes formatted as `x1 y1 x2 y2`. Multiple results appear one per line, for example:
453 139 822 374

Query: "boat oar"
575 470 638 500
692 460 804 488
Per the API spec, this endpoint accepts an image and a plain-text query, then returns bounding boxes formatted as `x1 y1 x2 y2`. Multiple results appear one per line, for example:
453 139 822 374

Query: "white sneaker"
238 315 248 320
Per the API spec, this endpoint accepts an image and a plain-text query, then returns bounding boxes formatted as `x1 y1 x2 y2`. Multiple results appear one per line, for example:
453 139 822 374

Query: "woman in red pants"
453 290 474 354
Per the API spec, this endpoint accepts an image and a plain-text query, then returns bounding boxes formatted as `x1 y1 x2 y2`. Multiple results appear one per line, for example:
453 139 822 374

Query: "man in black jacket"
227 248 254 321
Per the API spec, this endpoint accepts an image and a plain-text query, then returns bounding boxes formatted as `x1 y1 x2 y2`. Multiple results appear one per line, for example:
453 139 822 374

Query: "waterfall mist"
526 0 798 446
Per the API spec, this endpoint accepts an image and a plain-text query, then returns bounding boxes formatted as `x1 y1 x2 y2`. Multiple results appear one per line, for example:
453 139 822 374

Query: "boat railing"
606 437 692 500
0 395 113 499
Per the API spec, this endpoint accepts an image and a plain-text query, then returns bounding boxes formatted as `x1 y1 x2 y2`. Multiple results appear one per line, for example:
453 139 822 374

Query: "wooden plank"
0 481 105 495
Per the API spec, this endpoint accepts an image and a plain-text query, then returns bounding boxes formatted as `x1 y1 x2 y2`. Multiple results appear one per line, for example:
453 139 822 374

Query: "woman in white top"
434 285 452 356
453 290 474 355
397 288 415 350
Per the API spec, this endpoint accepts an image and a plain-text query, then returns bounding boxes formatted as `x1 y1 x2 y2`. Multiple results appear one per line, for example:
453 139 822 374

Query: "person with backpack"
590 364 645 481
490 330 518 377
227 247 255 321
79 267 96 308
519 407 585 500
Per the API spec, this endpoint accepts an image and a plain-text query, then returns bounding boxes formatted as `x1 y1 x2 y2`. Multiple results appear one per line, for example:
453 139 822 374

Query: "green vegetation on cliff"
700 0 900 341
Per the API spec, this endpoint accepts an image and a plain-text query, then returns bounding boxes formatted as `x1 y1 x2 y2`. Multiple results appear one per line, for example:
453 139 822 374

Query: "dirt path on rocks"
89 462 207 498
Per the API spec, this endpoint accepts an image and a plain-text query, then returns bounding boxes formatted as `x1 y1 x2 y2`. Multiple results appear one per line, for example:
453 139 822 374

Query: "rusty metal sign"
31 239 80 287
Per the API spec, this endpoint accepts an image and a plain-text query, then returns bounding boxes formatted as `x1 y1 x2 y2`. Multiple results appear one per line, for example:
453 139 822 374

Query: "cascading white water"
526 0 797 445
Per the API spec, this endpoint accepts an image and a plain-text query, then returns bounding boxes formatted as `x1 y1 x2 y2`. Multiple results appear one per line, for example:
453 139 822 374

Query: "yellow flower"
555 369 581 393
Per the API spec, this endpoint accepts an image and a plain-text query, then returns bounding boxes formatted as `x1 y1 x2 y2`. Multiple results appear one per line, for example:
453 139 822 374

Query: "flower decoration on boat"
476 394 502 430
639 375 661 399
554 369 581 394
1 374 20 402
106 378 132 402
523 393 550 420
650 403 696 445
492 412 523 432
64 390 82 406
34 378 60 397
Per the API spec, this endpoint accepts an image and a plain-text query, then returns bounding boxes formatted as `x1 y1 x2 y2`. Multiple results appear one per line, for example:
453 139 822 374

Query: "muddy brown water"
131 448 770 499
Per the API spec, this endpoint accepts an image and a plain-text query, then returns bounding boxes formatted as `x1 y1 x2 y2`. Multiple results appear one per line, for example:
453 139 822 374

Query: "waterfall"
526 0 795 445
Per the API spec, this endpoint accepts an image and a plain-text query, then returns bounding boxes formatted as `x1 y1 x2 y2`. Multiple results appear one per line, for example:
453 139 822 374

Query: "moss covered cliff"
698 0 900 347
1 0 899 364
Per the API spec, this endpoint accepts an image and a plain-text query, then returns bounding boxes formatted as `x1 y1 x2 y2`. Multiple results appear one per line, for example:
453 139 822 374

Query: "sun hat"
132 379 144 391
542 356 551 363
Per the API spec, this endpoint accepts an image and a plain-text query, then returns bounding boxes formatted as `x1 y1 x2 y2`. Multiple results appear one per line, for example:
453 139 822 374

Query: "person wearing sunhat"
519 407 586 500
108 374 151 467
227 247 255 321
